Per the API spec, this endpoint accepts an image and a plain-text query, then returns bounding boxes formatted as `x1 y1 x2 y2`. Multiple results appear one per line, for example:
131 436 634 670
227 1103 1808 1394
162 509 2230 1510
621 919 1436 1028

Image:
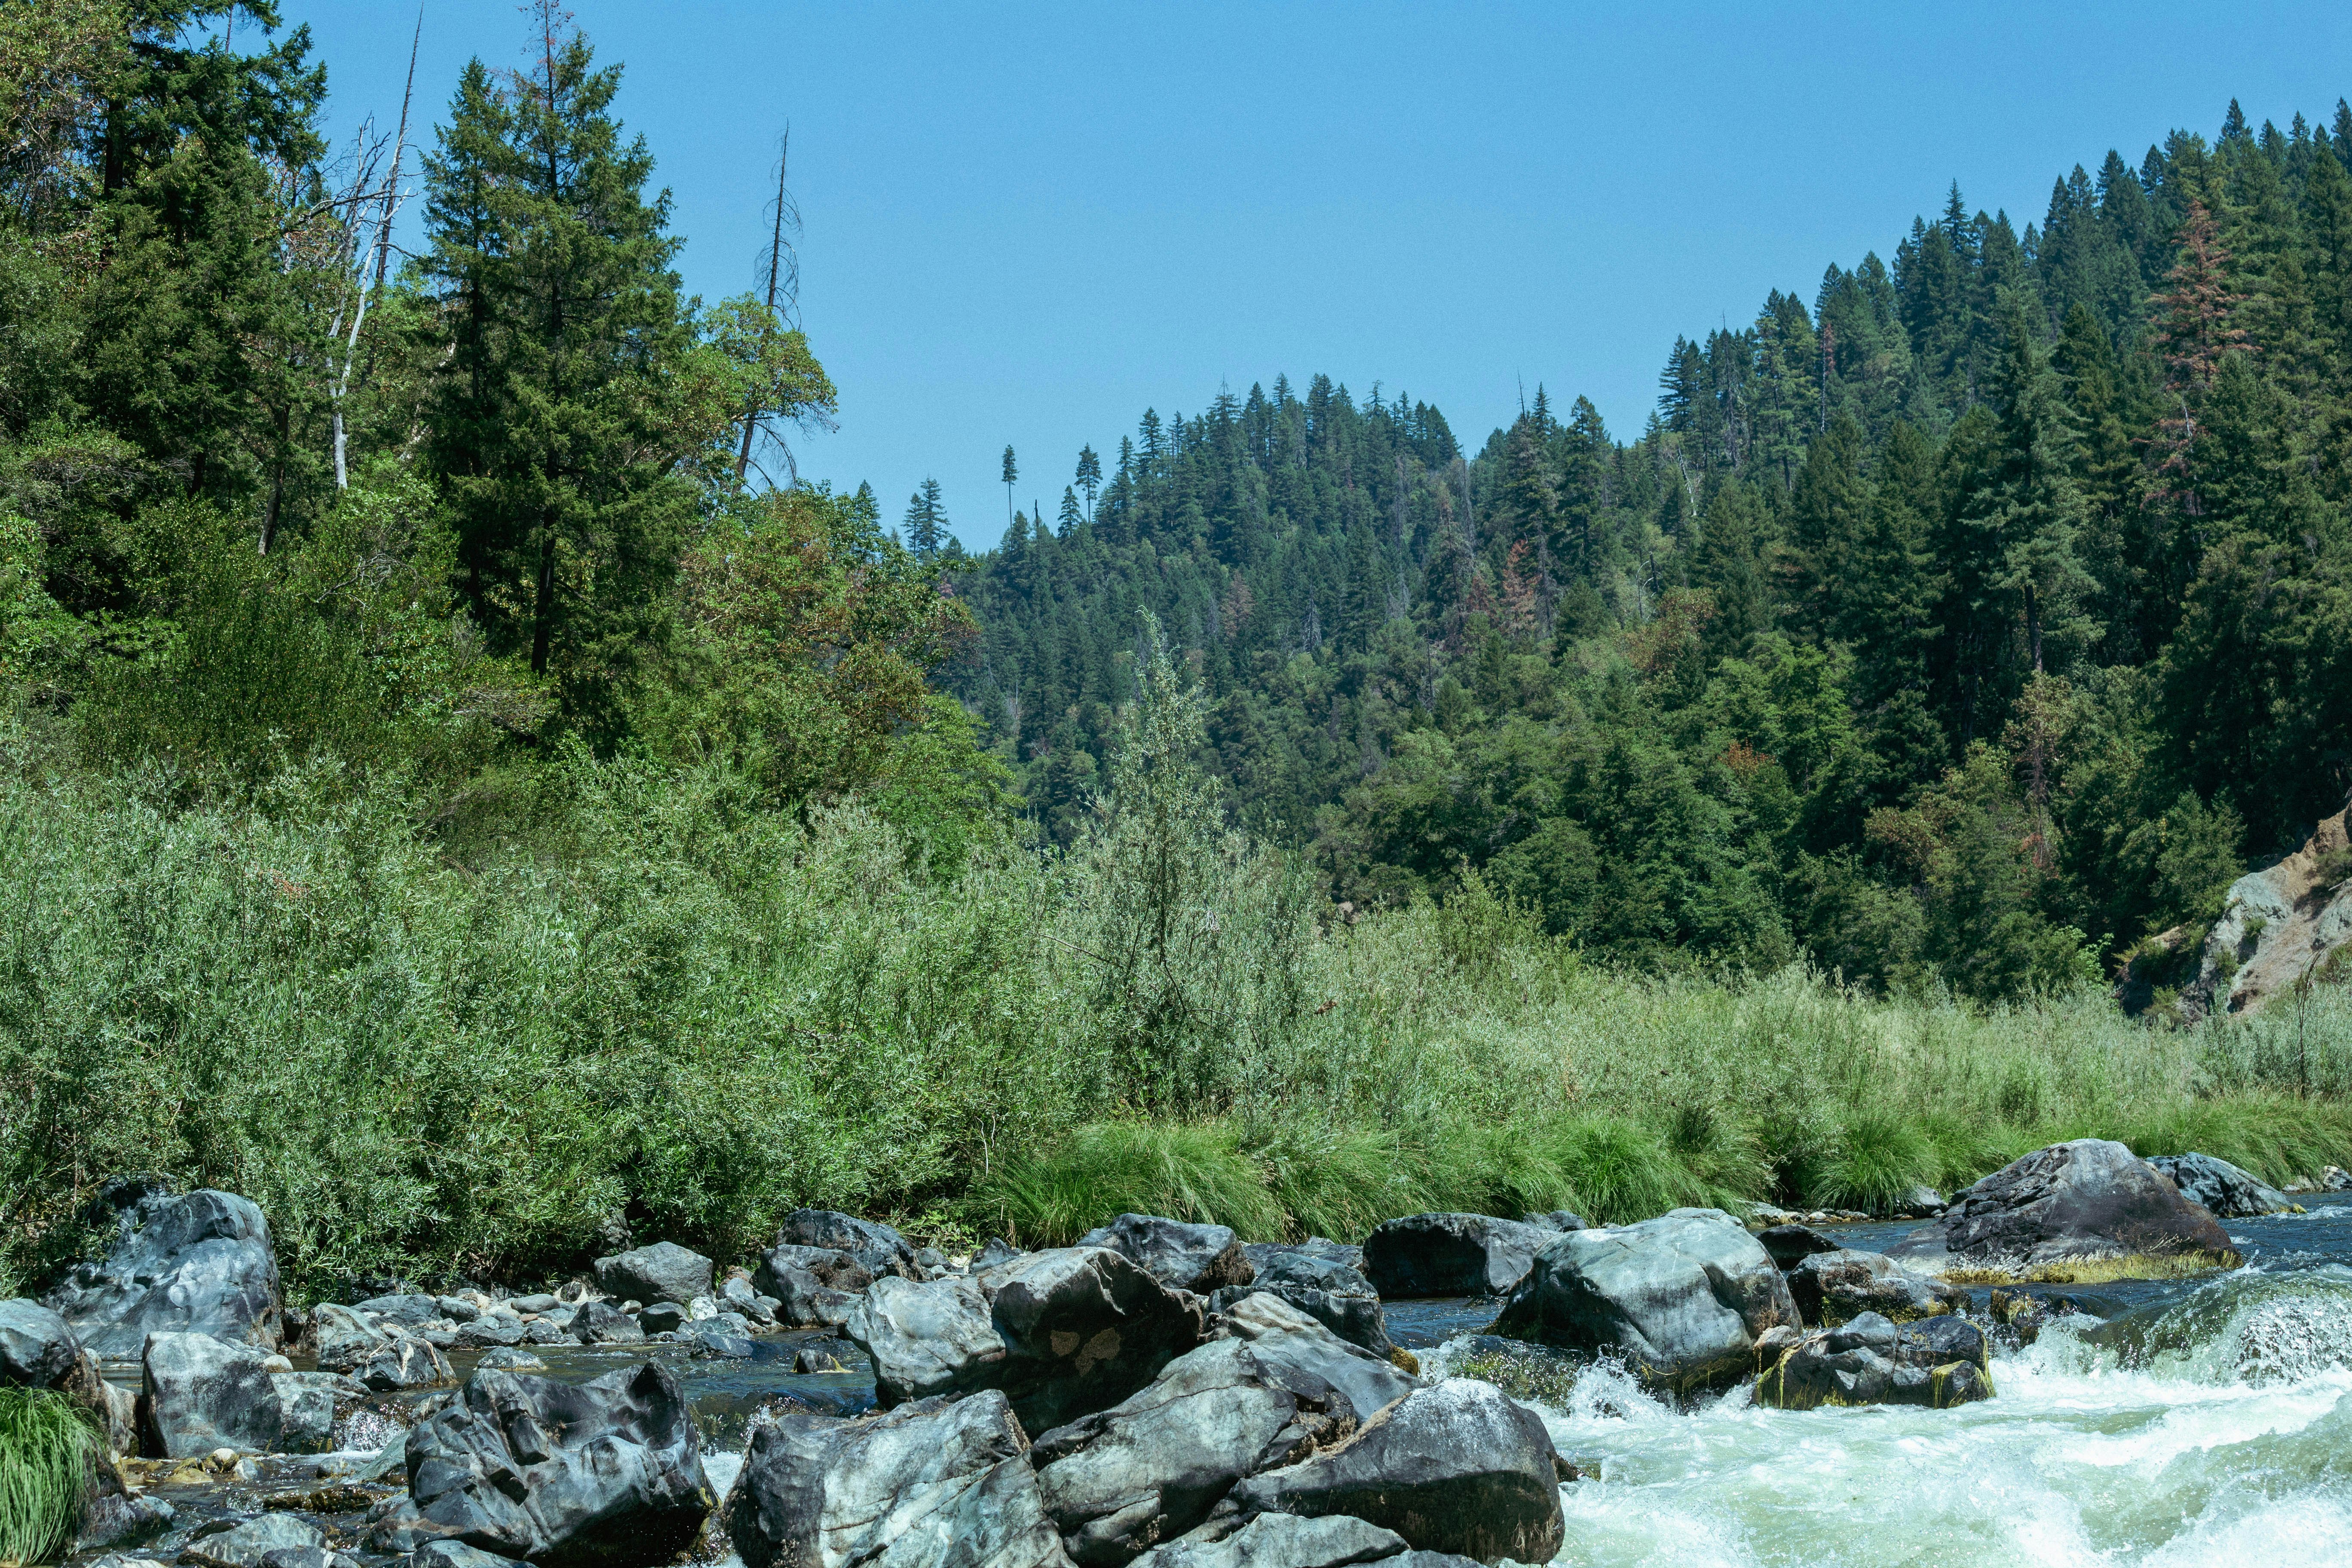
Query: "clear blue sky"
288 1 2352 551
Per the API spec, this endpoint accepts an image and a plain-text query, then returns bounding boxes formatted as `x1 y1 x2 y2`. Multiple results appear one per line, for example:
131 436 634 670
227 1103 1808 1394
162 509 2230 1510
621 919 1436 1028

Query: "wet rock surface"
1786 1249 1966 1326
2147 1152 2296 1218
1208 1251 1392 1357
1754 1310 1995 1410
45 1184 283 1358
1489 1207 1798 1394
1076 1215 1254 1296
1889 1139 2239 1275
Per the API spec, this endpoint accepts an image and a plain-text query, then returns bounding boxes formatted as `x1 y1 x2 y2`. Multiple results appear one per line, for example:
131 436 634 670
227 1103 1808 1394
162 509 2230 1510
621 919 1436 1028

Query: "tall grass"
0 1389 95 1565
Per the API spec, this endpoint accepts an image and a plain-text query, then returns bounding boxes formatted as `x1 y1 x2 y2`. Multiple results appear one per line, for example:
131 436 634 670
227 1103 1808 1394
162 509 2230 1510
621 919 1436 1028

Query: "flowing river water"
81 1205 2352 1567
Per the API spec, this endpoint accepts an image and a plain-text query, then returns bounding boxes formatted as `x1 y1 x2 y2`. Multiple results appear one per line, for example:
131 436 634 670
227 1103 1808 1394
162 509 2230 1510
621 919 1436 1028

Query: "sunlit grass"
0 1389 95 1566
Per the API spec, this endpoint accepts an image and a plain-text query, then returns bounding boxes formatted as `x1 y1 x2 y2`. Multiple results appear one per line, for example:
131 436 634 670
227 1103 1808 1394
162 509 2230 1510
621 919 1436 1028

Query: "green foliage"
971 1123 1284 1250
1815 1111 1938 1212
0 1387 96 1566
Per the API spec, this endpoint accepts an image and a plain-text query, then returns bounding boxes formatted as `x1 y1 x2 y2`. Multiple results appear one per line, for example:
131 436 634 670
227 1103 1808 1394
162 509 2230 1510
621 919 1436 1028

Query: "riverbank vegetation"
3 6 2351 1300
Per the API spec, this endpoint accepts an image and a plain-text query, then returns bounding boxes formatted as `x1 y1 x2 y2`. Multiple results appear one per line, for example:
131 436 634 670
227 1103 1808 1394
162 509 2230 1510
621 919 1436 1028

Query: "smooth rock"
771 1210 922 1280
0 1297 84 1388
1787 1250 1966 1326
267 1370 355 1452
1223 1379 1564 1564
1488 1207 1798 1395
508 1294 560 1316
44 1184 282 1357
1756 1224 1841 1272
474 1345 548 1372
1889 1139 2238 1275
1243 1238 1363 1274
1076 1215 1254 1295
354 1294 443 1327
521 1319 568 1347
1030 1335 1358 1562
311 1304 386 1373
455 1317 525 1348
1209 1251 1391 1357
354 1333 454 1391
721 1390 1068 1568
753 1244 874 1329
1361 1214 1560 1299
568 1300 647 1346
972 1238 1026 1272
178 1514 323 1568
1134 1513 1470 1568
719 1274 777 1326
1755 1310 1995 1410
638 1302 687 1335
139 1331 284 1457
592 1243 714 1311
2147 1153 2296 1218
411 1543 531 1568
1211 1292 1419 1431
681 1317 757 1358
435 1295 482 1324
398 1362 711 1565
73 1492 175 1553
1522 1210 1589 1234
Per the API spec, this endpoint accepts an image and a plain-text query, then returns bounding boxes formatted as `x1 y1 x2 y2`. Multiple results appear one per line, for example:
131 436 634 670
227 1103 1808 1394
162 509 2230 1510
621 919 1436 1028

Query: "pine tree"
1001 444 1017 526
2149 199 2252 505
903 478 948 557
1075 444 1102 517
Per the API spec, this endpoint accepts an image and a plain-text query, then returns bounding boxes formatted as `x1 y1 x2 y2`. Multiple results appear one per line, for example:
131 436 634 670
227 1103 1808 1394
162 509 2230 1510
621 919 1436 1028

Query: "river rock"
1076 1215 1254 1295
1488 1207 1798 1396
1209 1251 1391 1357
2147 1153 2296 1218
411 1544 530 1568
1755 1311 1994 1410
1222 1379 1564 1564
1136 1513 1478 1568
355 1293 443 1326
1888 1139 2238 1276
1756 1224 1841 1271
139 1332 285 1457
849 1248 1206 1434
682 1317 757 1358
0 1298 85 1389
397 1362 711 1565
1211 1292 1418 1428
44 1183 282 1357
355 1333 454 1391
475 1345 547 1372
1787 1250 1966 1326
593 1242 714 1310
754 1244 874 1328
973 1237 1026 1271
1243 1238 1363 1274
1523 1210 1589 1234
312 1305 385 1373
1030 1335 1359 1563
772 1210 922 1280
568 1300 647 1346
178 1513 325 1567
1361 1214 1559 1298
456 1316 527 1348
268 1370 356 1452
720 1390 1068 1568
720 1274 778 1326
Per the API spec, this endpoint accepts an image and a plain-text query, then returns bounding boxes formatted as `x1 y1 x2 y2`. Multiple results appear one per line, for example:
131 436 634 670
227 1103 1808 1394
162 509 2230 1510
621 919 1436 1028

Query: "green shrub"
1813 1111 1937 1211
969 1121 1284 1247
0 1388 95 1565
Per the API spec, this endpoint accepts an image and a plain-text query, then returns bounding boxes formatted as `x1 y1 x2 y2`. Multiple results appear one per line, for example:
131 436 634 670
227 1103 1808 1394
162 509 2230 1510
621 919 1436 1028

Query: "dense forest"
949 103 2352 1004
3 1 2351 1293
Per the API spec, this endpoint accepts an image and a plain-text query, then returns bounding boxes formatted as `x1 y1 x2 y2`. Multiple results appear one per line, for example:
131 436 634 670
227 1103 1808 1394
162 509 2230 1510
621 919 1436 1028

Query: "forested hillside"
950 102 2352 1004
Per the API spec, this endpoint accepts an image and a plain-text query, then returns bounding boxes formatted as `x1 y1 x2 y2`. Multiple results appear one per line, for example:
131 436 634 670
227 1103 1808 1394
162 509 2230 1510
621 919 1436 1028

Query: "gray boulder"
972 1238 1026 1271
1076 1216 1253 1295
1211 1293 1419 1431
455 1316 526 1348
1488 1207 1798 1396
754 1244 874 1328
1522 1210 1589 1234
1223 1380 1564 1565
637 1302 686 1335
311 1304 386 1373
592 1242 714 1310
509 1293 560 1315
1756 1223 1841 1272
1787 1250 1965 1327
2148 1152 2296 1218
411 1544 530 1568
849 1248 1207 1435
355 1334 454 1391
1029 1335 1358 1563
178 1514 324 1567
1135 1513 1476 1568
1243 1238 1362 1274
44 1185 282 1357
682 1318 757 1358
1361 1214 1559 1298
721 1390 1069 1568
720 1274 778 1326
568 1301 646 1346
400 1362 712 1566
354 1292 444 1327
268 1370 358 1452
475 1345 548 1372
1889 1139 2238 1276
0 1298 84 1388
772 1210 922 1280
1755 1311 1995 1410
138 1331 285 1456
1210 1250 1391 1358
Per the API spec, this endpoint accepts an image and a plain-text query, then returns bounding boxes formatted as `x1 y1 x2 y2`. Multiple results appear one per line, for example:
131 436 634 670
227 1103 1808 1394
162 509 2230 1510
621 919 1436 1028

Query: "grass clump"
0 1389 96 1566
972 1121 1284 1247
1815 1111 1939 1213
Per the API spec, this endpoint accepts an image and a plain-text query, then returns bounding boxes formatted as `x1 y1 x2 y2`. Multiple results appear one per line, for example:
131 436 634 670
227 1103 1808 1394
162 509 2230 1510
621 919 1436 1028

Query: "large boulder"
354 1292 443 1327
0 1297 84 1388
1754 1311 1995 1411
1222 1380 1564 1565
1029 1335 1358 1563
1210 1293 1418 1430
721 1390 1069 1568
177 1514 326 1567
1360 1215 1558 1299
138 1331 285 1456
567 1301 646 1346
1243 1239 1362 1275
44 1183 282 1357
772 1210 922 1280
1134 1513 1477 1568
1755 1224 1840 1272
848 1248 1206 1435
1888 1139 2238 1277
753 1244 875 1328
1076 1216 1253 1295
592 1242 714 1310
1786 1250 1965 1327
266 1370 355 1452
398 1363 712 1566
2147 1153 2296 1218
313 1302 453 1388
1488 1207 1798 1396
1209 1251 1392 1358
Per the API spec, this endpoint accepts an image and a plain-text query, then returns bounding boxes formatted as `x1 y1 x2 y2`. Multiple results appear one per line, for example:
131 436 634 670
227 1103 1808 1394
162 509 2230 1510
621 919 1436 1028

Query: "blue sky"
289 1 2352 551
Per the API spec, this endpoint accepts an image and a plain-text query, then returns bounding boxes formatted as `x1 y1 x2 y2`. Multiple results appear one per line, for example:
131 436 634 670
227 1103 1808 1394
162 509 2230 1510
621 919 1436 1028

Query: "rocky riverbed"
6 1141 2346 1567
